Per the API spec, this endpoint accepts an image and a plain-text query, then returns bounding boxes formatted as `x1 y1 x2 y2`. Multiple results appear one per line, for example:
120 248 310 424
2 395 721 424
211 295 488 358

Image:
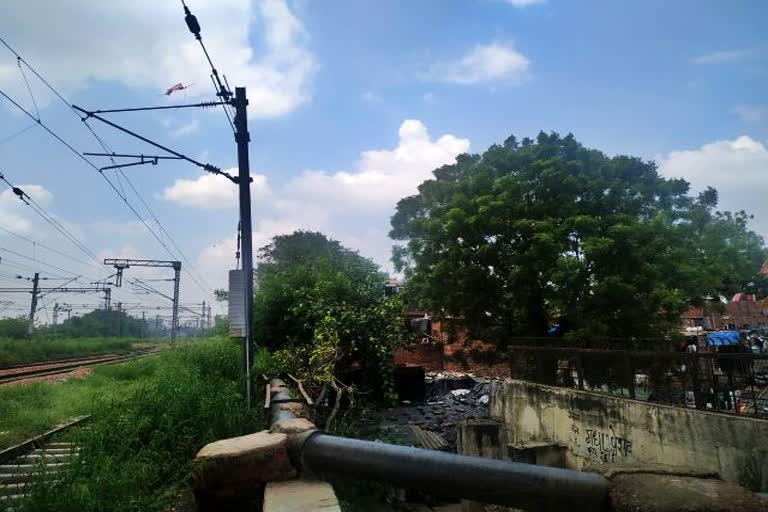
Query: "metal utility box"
228 269 246 338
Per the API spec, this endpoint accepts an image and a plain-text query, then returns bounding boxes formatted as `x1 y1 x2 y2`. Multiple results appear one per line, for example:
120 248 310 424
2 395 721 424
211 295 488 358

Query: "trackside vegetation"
0 337 143 366
1 338 261 512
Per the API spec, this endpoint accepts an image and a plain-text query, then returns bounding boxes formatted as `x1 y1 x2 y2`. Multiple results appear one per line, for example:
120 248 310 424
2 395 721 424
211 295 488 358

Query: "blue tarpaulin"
706 331 740 347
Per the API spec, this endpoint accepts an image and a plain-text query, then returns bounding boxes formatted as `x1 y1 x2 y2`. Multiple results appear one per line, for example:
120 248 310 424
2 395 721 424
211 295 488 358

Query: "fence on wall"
508 346 768 419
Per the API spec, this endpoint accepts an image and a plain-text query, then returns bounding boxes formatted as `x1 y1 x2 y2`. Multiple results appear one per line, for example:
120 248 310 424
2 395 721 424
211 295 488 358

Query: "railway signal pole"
27 272 39 335
104 258 182 345
0 282 110 333
72 5 257 406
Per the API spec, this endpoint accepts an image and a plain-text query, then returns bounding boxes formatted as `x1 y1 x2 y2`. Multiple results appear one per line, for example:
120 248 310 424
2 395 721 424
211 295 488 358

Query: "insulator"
184 7 201 37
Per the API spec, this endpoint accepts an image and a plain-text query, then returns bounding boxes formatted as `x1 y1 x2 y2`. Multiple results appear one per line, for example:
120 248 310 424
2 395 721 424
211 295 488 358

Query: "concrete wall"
491 380 768 491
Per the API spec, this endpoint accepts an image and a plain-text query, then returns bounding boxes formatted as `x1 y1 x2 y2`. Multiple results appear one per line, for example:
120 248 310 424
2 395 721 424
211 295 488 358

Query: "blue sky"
0 0 766 322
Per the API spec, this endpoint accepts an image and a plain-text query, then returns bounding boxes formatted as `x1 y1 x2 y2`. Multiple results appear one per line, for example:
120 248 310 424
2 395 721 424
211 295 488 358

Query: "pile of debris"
376 372 498 451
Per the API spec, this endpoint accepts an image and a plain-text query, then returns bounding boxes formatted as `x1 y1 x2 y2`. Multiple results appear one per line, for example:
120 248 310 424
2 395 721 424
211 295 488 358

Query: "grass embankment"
0 338 262 512
0 337 162 366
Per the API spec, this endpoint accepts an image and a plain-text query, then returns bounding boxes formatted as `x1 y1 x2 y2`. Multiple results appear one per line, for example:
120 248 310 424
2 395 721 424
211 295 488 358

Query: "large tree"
390 132 766 344
253 231 405 397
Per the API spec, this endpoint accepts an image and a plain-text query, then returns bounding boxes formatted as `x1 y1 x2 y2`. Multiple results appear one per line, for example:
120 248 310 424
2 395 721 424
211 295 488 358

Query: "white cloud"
197 119 470 284
428 42 530 85
423 92 436 103
287 120 470 211
0 183 53 233
0 0 315 118
733 105 768 124
505 0 546 7
170 120 200 138
691 50 749 64
659 135 768 239
162 172 270 209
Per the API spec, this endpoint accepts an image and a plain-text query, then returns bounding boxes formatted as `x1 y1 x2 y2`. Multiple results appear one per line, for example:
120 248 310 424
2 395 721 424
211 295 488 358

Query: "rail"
508 346 768 418
269 379 611 511
0 350 160 385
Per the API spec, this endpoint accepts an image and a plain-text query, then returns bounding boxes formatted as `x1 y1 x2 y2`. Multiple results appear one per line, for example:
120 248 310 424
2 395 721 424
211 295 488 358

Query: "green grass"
0 337 158 365
1 338 262 512
0 357 153 449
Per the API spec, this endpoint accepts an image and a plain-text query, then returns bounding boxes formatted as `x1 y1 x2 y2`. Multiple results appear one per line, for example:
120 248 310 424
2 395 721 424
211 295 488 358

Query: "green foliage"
251 346 276 377
36 309 149 339
0 317 28 339
210 315 229 337
391 132 767 344
4 338 261 512
0 337 140 365
0 353 157 449
253 231 407 396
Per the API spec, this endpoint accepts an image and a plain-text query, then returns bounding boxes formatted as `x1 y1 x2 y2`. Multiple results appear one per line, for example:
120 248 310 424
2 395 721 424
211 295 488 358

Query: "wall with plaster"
490 380 768 491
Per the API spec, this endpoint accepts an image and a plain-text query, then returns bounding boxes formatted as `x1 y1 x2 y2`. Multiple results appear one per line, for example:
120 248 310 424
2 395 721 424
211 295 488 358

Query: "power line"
0 84 213 302
0 170 101 264
0 223 103 272
0 122 37 146
0 246 96 281
180 0 236 133
0 36 218 302
16 56 40 120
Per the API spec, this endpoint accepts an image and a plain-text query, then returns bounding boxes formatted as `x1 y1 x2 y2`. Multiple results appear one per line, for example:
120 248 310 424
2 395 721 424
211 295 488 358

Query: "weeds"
2 338 262 512
0 337 161 365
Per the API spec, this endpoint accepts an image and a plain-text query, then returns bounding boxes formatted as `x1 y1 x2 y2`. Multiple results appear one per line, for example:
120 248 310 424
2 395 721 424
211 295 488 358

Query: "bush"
254 231 408 401
0 337 137 365
10 338 261 512
0 317 28 339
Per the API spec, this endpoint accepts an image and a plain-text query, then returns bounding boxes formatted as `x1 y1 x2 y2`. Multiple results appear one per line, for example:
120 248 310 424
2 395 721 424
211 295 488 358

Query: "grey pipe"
297 432 610 511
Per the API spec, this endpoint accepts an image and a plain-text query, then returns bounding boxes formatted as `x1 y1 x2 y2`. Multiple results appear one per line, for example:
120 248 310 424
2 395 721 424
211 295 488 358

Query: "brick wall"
395 317 509 378
393 343 443 371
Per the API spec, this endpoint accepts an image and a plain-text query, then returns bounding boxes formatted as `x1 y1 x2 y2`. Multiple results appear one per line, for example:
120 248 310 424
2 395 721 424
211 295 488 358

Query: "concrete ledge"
193 431 296 495
263 479 341 512
610 473 768 512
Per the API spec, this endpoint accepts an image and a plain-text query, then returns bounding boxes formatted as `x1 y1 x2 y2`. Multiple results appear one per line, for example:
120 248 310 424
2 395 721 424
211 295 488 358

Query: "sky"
0 0 766 322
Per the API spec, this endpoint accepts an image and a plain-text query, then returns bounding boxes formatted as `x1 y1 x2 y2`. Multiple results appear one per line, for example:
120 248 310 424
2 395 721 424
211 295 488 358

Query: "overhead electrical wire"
0 34 220 306
0 169 101 264
0 85 213 303
0 223 103 273
0 246 98 282
179 0 235 133
0 122 37 146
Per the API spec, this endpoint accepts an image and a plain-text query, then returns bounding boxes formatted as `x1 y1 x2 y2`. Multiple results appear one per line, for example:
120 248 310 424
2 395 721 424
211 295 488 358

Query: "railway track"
0 417 88 506
0 350 160 385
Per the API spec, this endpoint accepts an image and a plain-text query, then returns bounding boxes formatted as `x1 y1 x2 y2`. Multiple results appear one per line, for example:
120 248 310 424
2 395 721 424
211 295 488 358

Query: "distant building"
682 298 767 331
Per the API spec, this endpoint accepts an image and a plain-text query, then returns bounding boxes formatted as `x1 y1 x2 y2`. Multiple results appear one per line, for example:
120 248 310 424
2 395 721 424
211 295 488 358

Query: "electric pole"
117 302 123 337
27 272 39 335
103 258 181 345
234 87 254 407
53 302 59 326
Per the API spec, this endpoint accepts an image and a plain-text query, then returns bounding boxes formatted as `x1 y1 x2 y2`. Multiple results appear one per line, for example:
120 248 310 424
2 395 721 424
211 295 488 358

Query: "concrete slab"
263 479 341 512
611 473 768 512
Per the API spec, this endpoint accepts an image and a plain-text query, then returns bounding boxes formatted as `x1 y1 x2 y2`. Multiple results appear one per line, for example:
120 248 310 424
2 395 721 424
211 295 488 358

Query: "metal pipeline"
296 432 610 511
269 378 302 426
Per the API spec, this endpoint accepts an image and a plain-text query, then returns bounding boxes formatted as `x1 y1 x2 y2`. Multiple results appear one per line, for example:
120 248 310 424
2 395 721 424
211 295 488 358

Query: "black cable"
0 168 101 263
180 1 236 133
1 35 220 304
0 86 206 299
16 56 40 120
0 122 37 146
0 247 98 281
0 223 103 271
